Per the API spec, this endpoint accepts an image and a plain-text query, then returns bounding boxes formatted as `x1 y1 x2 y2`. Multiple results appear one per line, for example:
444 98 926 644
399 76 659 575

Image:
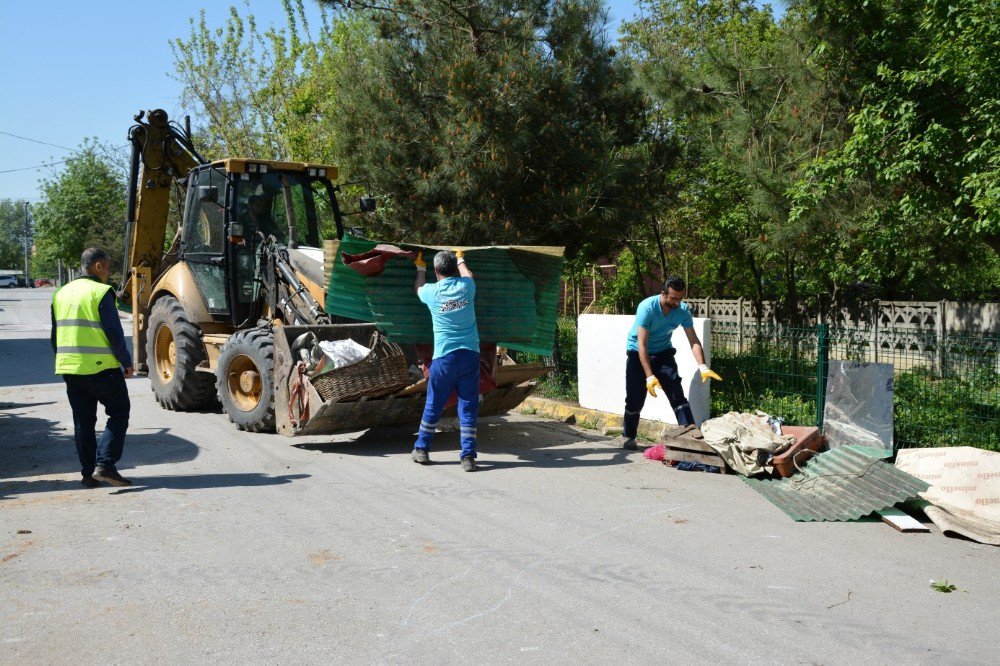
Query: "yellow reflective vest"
52 278 120 375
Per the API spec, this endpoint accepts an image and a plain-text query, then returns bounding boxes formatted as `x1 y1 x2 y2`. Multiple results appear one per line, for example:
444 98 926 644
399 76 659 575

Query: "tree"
320 0 652 256
171 0 361 164
32 141 127 278
0 199 30 272
787 0 1000 299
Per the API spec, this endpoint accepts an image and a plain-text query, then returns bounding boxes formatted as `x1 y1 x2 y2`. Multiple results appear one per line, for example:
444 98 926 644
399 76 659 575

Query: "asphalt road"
2 287 998 664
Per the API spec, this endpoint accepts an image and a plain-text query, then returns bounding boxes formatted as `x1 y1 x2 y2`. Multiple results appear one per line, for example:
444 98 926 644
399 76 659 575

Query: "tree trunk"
714 259 728 298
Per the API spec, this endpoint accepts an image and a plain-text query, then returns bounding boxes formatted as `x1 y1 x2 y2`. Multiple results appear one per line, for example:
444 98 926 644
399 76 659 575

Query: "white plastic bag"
318 338 370 370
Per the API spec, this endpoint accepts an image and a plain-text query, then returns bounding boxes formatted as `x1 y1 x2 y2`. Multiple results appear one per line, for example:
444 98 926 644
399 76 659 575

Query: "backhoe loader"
120 109 558 436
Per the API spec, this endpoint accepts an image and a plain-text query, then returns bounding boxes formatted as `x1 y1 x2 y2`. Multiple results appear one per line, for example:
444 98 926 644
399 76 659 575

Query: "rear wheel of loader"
147 296 216 410
217 328 276 433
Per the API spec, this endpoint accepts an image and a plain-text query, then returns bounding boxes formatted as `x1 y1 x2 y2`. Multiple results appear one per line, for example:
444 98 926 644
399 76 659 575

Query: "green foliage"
322 0 651 255
623 0 857 312
930 580 957 593
597 247 645 313
32 141 127 278
0 199 29 271
894 365 1000 451
171 0 365 164
515 316 580 401
788 0 1000 298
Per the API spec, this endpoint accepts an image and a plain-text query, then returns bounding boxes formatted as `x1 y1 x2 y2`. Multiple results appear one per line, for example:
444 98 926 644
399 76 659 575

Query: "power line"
0 130 76 152
0 160 70 174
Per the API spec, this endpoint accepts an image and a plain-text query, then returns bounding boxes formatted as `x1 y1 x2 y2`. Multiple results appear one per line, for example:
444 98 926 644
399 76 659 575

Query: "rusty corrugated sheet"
324 235 564 355
743 445 930 522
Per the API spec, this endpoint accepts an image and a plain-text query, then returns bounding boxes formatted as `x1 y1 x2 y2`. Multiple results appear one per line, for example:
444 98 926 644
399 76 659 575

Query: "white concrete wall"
577 314 712 426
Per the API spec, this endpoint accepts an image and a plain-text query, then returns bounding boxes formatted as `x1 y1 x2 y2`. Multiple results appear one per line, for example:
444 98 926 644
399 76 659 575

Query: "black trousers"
623 349 694 437
64 369 130 476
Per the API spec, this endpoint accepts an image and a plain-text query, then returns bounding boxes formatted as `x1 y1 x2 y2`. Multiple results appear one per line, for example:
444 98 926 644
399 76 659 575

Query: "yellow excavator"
121 109 555 436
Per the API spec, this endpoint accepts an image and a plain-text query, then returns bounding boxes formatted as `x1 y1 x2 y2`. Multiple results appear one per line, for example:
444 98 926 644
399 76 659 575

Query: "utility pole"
23 202 31 285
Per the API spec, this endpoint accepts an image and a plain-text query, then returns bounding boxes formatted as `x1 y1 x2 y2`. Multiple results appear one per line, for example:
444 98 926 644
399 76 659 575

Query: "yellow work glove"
414 251 426 271
453 248 464 258
646 375 661 397
699 364 722 382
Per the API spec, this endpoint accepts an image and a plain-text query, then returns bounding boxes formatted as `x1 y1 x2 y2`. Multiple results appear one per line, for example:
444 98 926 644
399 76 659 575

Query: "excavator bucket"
274 325 551 437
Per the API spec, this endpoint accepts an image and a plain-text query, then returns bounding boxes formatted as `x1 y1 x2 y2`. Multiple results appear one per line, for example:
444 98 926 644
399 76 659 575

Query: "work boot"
81 475 100 489
92 467 132 487
617 436 640 450
412 448 430 465
461 456 477 472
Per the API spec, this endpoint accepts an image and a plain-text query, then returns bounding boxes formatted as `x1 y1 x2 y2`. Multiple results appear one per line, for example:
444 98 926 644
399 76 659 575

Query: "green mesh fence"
534 318 1000 451
710 322 1000 452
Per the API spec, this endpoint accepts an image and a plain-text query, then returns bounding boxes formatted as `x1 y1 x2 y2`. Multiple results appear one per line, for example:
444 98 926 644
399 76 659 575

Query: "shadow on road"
0 338 62 386
0 410 201 483
293 415 633 470
2 473 310 498
107 472 311 494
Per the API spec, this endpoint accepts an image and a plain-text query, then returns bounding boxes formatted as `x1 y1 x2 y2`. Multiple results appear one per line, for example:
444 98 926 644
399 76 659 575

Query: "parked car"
0 276 17 288
34 278 53 287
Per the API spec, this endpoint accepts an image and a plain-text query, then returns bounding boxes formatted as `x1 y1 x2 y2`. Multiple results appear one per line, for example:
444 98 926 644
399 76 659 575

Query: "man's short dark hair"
663 276 686 293
434 250 459 277
81 247 110 272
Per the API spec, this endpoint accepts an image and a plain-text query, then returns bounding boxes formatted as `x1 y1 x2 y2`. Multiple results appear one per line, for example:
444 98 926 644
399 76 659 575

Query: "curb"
518 396 673 442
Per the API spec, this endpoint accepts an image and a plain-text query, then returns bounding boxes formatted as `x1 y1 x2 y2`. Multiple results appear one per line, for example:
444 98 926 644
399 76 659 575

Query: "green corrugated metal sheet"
324 235 564 355
743 445 930 522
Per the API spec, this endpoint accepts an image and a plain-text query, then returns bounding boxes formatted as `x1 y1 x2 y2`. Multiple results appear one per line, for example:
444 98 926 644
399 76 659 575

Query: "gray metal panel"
743 445 930 522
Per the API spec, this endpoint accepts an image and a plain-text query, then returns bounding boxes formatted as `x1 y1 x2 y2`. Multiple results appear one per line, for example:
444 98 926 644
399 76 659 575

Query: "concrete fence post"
737 297 744 354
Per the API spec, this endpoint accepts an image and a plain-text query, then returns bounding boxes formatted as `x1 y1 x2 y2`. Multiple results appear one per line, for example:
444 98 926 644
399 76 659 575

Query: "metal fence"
706 322 999 451
523 318 1000 452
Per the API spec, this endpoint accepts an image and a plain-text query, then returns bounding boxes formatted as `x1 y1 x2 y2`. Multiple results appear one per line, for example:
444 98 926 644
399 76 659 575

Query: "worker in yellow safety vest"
51 248 134 487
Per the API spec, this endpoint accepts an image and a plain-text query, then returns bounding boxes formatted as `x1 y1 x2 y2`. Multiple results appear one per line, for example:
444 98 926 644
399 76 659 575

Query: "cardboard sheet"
895 447 1000 545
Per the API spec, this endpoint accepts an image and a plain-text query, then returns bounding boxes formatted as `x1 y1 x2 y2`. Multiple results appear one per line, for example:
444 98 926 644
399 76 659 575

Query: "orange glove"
646 375 661 397
414 251 426 271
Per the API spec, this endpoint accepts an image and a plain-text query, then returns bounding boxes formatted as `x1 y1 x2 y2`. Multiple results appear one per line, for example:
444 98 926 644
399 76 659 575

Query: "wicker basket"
309 332 409 403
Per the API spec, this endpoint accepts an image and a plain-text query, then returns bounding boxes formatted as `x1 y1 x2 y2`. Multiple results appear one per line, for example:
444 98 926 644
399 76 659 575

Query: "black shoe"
92 467 132 487
461 456 477 472
618 437 640 450
81 475 101 489
412 448 430 465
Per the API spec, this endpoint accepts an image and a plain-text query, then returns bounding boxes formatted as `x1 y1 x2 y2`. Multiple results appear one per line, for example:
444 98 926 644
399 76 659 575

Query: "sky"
0 0 642 202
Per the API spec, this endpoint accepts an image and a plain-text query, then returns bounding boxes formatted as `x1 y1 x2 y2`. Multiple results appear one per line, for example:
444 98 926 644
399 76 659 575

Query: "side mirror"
198 185 219 202
359 196 376 213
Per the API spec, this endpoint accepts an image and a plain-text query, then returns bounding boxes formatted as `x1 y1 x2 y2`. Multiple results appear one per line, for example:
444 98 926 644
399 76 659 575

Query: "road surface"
2 287 997 664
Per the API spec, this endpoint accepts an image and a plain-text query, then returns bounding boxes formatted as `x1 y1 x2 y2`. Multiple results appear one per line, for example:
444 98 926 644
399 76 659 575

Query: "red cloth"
416 343 497 410
643 444 667 461
342 244 416 276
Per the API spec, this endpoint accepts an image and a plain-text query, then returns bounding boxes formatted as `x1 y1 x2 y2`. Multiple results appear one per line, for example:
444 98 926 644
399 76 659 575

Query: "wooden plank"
662 435 715 454
877 507 930 533
664 446 726 469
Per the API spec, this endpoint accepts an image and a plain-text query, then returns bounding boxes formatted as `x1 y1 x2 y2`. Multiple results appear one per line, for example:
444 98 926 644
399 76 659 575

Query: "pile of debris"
647 361 1000 545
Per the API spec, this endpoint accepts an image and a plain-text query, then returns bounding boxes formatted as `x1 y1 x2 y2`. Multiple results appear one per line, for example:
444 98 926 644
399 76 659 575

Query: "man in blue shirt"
620 276 722 450
412 249 481 471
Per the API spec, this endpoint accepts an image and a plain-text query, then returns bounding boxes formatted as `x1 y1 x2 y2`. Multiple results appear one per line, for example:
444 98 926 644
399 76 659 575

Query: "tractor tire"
216 328 276 433
146 296 217 410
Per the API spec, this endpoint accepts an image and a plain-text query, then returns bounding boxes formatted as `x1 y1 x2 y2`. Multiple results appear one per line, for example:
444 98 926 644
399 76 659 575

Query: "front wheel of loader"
147 296 217 410
217 328 276 433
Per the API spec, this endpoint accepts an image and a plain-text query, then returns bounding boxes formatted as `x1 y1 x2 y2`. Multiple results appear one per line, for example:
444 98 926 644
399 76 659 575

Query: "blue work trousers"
623 349 694 438
64 369 130 476
415 349 480 459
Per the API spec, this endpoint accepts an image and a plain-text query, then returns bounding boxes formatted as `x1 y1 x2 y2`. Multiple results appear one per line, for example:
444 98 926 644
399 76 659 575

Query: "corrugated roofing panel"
743 445 930 522
324 236 564 355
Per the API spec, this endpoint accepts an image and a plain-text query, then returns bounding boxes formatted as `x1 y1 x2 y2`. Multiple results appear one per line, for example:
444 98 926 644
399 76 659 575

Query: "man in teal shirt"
412 249 481 471
620 276 722 450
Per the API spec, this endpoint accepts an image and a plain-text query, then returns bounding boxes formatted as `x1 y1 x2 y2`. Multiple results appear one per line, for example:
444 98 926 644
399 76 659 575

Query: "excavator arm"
121 109 205 302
